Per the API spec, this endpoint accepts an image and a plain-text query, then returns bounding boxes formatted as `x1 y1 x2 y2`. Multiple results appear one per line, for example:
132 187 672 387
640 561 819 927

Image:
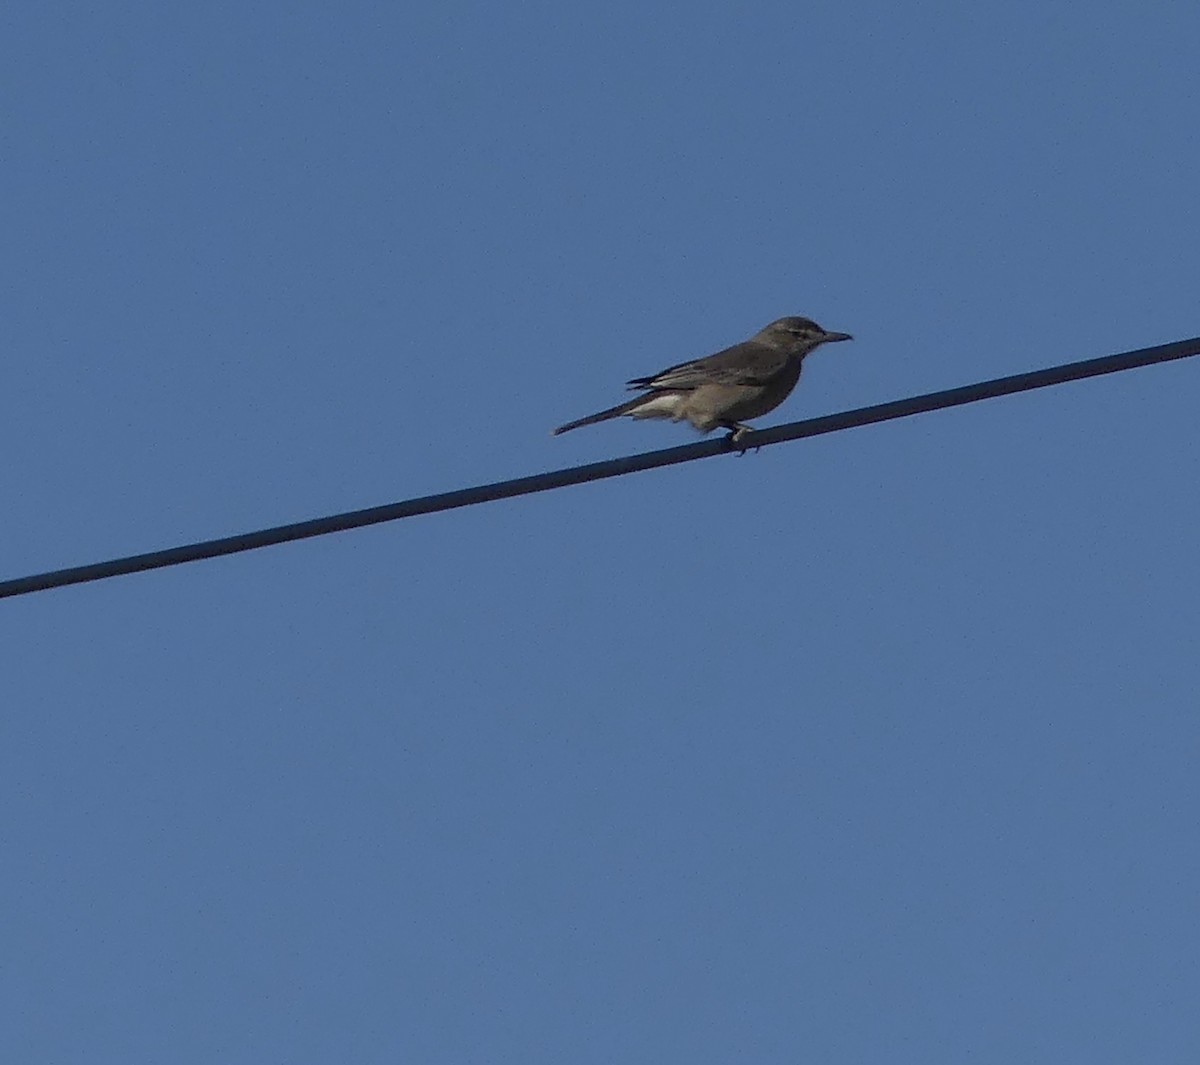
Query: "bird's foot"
725 424 760 455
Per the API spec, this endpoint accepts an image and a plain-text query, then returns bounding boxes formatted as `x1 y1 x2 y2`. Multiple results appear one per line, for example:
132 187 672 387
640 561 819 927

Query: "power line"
3 335 1198 600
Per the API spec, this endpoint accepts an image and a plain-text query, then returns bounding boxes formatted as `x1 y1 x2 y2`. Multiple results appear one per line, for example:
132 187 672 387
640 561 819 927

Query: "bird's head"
758 316 853 352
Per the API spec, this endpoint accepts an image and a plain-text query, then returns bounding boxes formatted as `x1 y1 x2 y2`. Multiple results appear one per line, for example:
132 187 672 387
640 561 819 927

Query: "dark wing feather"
627 340 788 391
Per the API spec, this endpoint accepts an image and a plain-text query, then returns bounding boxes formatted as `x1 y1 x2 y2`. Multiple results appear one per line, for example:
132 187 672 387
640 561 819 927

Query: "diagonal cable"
2 335 1198 600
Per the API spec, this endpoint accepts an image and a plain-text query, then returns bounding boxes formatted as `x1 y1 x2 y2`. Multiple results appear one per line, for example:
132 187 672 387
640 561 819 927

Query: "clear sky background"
3 3 1198 1062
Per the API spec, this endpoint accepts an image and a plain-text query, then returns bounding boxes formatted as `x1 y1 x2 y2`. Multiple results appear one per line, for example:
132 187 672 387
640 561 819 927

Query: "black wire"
3 335 1198 600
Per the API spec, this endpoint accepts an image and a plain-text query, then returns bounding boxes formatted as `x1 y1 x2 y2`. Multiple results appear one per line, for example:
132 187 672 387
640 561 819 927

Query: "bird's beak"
822 331 853 343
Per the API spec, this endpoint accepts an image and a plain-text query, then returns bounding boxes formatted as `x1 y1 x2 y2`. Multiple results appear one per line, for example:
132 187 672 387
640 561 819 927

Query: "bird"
552 316 852 444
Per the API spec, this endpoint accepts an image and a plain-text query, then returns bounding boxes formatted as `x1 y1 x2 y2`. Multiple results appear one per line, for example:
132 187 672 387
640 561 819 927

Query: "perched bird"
552 316 852 443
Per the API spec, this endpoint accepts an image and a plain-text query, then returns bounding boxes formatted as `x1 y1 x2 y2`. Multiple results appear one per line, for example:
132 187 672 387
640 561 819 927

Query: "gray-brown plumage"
553 316 852 442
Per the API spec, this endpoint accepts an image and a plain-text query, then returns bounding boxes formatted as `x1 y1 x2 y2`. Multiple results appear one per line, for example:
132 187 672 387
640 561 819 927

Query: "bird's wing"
627 340 788 391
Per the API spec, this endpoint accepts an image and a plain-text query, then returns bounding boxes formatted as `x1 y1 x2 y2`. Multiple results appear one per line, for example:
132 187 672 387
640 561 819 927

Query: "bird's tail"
552 395 650 436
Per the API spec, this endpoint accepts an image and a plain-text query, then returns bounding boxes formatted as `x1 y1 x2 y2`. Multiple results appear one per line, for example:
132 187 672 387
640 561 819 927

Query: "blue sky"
3 3 1198 1062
